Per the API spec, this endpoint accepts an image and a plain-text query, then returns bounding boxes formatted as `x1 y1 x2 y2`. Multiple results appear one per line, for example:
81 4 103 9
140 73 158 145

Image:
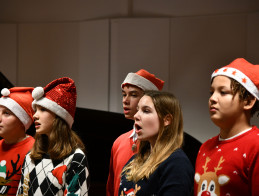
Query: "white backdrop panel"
0 24 17 85
18 23 79 87
170 14 246 142
110 18 170 113
77 20 109 110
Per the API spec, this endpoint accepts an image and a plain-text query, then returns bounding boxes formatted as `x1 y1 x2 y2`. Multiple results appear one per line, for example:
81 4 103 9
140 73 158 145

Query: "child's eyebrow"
141 105 152 110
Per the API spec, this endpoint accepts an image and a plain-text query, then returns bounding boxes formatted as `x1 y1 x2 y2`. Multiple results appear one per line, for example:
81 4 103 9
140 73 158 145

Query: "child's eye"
220 91 227 95
143 109 150 113
3 111 10 115
40 107 47 111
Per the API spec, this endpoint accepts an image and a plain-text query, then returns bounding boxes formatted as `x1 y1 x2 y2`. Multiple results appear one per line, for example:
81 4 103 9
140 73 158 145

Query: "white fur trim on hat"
32 97 74 128
0 97 32 130
121 73 158 91
212 67 259 100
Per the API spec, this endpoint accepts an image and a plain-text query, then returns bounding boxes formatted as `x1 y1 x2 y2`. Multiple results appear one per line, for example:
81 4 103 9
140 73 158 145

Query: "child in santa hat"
0 87 35 195
194 58 259 195
17 77 89 196
106 69 164 196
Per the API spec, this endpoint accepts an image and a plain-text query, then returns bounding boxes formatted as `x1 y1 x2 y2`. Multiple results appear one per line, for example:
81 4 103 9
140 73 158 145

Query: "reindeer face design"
0 155 21 196
195 156 229 196
120 184 141 196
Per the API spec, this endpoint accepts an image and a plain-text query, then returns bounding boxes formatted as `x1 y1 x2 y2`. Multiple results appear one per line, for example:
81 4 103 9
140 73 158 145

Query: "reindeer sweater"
194 126 259 196
0 136 34 196
118 149 194 196
17 148 89 196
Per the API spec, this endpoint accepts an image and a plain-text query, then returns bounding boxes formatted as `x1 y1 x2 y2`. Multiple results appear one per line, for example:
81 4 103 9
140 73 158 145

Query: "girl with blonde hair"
119 90 194 196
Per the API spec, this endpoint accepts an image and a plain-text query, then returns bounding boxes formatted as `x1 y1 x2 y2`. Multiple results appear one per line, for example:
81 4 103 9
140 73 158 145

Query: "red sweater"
106 129 138 196
0 136 34 195
194 126 259 196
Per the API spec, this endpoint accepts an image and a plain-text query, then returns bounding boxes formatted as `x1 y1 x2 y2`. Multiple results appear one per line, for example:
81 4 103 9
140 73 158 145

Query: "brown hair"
230 78 259 116
30 115 85 161
122 91 183 182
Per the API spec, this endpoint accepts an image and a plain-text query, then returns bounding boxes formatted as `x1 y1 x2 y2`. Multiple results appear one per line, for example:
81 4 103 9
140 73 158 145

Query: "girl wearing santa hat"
107 69 165 196
17 77 89 196
0 87 35 195
119 91 194 195
194 58 259 195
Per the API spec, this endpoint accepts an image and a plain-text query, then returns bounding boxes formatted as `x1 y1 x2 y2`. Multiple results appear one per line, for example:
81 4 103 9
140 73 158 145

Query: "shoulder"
26 135 35 142
160 149 194 172
112 129 133 146
167 149 192 163
153 149 194 188
70 148 87 160
199 135 218 150
24 135 35 146
23 151 33 163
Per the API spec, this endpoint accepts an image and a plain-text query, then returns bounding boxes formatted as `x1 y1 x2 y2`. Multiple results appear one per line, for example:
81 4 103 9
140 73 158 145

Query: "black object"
0 72 13 90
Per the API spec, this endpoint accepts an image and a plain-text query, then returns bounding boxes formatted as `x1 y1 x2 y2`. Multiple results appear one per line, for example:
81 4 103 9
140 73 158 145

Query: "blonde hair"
122 91 183 182
30 115 85 161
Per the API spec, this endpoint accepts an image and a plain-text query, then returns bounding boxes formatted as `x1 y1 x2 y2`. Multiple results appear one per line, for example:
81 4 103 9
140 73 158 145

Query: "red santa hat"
0 87 34 130
121 69 164 91
211 58 259 100
32 77 76 128
123 188 135 195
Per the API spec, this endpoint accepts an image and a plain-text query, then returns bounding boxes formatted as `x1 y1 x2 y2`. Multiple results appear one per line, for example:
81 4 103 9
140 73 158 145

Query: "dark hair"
30 116 85 161
230 78 259 117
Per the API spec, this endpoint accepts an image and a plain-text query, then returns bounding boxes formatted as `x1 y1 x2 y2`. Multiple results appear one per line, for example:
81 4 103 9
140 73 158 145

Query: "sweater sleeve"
250 148 259 195
106 144 115 196
65 150 89 196
157 151 194 196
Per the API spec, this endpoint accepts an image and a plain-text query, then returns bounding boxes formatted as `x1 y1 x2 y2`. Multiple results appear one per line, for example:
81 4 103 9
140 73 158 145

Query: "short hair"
230 78 259 117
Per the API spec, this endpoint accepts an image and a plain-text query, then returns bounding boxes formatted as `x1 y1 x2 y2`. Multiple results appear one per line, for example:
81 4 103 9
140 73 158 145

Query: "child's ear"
163 114 172 126
244 96 257 110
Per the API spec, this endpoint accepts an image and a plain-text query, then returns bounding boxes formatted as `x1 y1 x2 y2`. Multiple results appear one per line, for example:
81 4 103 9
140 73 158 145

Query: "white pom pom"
32 87 44 100
1 88 10 96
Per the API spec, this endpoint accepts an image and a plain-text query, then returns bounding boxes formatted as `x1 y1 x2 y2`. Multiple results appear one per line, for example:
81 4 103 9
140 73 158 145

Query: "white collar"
129 125 137 142
219 127 252 141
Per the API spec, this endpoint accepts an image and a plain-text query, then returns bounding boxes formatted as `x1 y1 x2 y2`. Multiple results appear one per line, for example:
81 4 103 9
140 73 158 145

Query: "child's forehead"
0 105 10 110
211 75 232 86
122 84 143 92
0 105 16 115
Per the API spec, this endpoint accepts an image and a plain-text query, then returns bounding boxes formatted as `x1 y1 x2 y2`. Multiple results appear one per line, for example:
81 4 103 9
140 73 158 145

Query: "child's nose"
134 111 140 121
209 93 217 103
123 95 130 104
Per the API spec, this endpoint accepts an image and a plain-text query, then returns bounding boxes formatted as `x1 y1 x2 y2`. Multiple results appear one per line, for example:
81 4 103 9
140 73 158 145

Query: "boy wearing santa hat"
106 69 164 196
0 87 35 195
194 58 259 195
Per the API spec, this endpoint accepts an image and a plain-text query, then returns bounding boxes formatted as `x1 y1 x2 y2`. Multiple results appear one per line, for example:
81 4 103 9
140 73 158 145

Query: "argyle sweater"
17 148 89 196
107 129 138 196
194 126 259 196
119 149 194 196
0 136 34 196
